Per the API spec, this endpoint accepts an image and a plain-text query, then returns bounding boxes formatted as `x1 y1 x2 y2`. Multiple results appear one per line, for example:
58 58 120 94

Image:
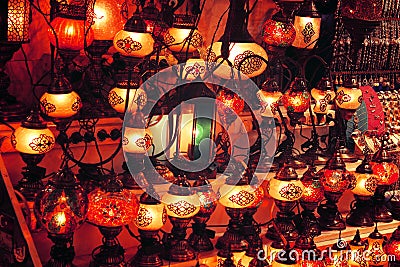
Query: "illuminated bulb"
108 87 147 114
89 0 125 40
164 27 203 53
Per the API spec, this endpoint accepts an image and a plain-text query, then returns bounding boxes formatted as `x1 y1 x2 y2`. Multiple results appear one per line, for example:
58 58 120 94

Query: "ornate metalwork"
233 50 263 75
167 200 196 217
302 22 315 44
29 134 55 153
228 190 255 207
115 37 143 54
108 91 124 107
279 183 303 201
135 207 152 227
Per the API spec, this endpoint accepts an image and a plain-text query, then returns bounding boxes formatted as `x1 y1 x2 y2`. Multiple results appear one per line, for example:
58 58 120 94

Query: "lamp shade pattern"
262 19 296 47
113 30 154 57
178 58 207 80
162 194 200 219
292 16 321 49
300 179 324 203
48 16 94 51
371 161 399 185
282 88 311 113
268 178 304 202
311 88 335 114
12 127 55 154
6 0 31 42
319 169 352 193
40 91 82 118
122 127 153 154
218 184 256 208
134 203 167 231
366 232 388 266
216 88 245 118
164 28 203 53
205 42 268 78
257 90 282 117
350 173 378 196
108 87 147 114
335 86 363 110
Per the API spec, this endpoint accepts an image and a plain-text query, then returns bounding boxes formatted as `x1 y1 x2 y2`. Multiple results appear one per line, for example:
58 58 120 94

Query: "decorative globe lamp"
311 77 335 120
366 225 388 267
266 164 304 241
216 87 245 127
324 234 349 267
346 156 379 227
188 176 217 252
129 186 166 267
34 167 88 267
292 0 321 50
281 77 311 126
162 175 200 262
12 109 55 204
87 175 139 266
40 74 82 119
348 230 367 267
317 150 353 230
257 79 283 119
371 133 399 222
108 81 147 115
384 226 400 267
294 235 323 267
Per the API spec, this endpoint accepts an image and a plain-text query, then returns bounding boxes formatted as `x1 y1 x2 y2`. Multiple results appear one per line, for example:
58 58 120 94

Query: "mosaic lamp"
366 225 389 267
384 226 400 267
281 77 311 126
161 175 200 262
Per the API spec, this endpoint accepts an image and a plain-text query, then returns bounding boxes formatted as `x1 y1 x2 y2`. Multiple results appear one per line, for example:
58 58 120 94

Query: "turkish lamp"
216 87 245 127
266 164 304 241
292 0 321 49
262 11 296 50
366 225 388 267
122 111 153 154
257 79 283 118
348 230 367 267
335 77 363 118
311 77 335 115
293 235 323 267
324 234 350 267
384 226 400 266
113 10 154 58
178 56 207 81
1 0 30 42
281 77 311 126
40 74 82 119
108 79 147 114
142 0 163 36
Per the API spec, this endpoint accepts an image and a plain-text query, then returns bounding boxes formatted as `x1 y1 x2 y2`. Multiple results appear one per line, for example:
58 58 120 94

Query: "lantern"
216 87 245 126
162 175 200 261
1 0 30 42
324 236 349 267
366 226 388 267
266 164 304 241
311 77 335 115
292 0 321 49
257 79 283 118
281 77 311 126
34 167 88 266
40 75 82 118
294 235 323 267
262 14 296 48
336 78 363 112
87 175 139 266
108 84 147 114
384 226 400 267
348 230 367 267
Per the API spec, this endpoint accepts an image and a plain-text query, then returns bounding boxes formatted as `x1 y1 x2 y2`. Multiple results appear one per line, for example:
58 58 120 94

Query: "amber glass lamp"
34 167 88 267
371 133 400 222
266 164 304 241
384 226 400 267
108 82 147 114
257 79 283 118
311 77 335 117
12 109 55 202
317 150 353 230
188 176 217 252
87 175 139 266
40 74 82 119
366 225 389 267
346 156 379 227
130 186 166 267
292 0 321 49
162 175 200 261
262 15 296 49
281 77 311 126
216 87 245 127
348 230 367 267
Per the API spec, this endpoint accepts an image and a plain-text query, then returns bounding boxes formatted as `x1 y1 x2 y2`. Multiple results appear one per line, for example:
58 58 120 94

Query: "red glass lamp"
130 186 166 267
266 164 304 241
216 87 245 127
87 174 139 266
384 226 400 267
34 167 88 267
294 235 323 267
161 175 200 261
371 133 400 222
347 156 379 227
317 150 353 230
281 77 311 126
188 176 217 252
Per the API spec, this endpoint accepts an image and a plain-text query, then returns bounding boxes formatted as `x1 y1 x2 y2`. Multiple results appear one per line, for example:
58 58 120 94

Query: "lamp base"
188 222 214 252
129 231 163 267
46 233 75 267
346 195 374 227
294 208 321 237
317 192 346 231
215 208 247 252
166 156 217 180
266 214 299 241
373 185 393 223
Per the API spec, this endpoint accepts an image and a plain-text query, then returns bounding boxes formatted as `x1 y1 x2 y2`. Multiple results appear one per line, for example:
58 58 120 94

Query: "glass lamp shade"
262 19 296 48
268 177 304 202
348 230 367 267
4 0 30 42
311 88 335 114
257 90 282 117
122 127 153 154
281 79 311 113
366 229 388 266
371 161 399 185
350 173 378 196
89 0 125 41
384 227 400 262
319 169 353 193
335 86 363 110
162 193 200 219
34 169 88 235
196 190 217 217
113 30 154 57
292 16 321 49
218 184 257 209
12 126 55 154
248 185 264 209
205 41 268 79
300 179 324 203
216 88 245 117
134 203 167 231
164 27 203 53
108 87 147 114
87 185 139 227
178 58 207 81
48 16 94 51
40 91 82 118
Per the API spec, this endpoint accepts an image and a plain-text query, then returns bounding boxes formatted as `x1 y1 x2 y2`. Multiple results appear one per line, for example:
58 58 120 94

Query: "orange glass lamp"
188 176 217 252
346 156 379 227
366 225 389 267
87 175 139 266
294 235 323 267
257 79 283 118
384 226 400 267
161 175 200 261
317 150 353 231
34 167 88 267
348 230 368 267
292 0 321 49
371 133 400 222
281 77 311 126
40 74 82 119
108 82 147 114
216 87 245 126
266 164 304 241
12 109 55 201
216 167 257 252
262 12 296 49
130 186 166 267
164 14 203 63
311 77 335 118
